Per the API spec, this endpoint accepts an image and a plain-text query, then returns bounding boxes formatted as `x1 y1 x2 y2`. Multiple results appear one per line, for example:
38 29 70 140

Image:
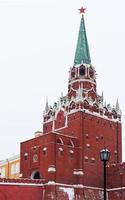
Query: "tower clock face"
33 154 38 162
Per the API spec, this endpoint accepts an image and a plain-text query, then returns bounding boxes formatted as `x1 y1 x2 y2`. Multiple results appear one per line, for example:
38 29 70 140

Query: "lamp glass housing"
100 148 110 162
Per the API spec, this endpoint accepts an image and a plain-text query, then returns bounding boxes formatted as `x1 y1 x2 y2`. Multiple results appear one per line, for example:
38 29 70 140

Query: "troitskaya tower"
0 6 124 200
20 7 122 198
42 7 122 187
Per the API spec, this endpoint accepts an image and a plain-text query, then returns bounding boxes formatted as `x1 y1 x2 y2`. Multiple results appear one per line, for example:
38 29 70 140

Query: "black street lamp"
100 148 110 200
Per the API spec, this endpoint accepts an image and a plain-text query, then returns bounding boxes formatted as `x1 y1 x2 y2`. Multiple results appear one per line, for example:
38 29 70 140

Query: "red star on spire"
79 7 86 14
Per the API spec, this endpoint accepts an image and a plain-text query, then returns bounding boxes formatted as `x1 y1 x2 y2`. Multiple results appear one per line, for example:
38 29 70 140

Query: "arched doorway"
31 170 41 179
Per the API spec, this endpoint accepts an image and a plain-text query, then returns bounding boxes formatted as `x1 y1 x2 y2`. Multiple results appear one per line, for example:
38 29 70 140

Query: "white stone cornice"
69 78 96 85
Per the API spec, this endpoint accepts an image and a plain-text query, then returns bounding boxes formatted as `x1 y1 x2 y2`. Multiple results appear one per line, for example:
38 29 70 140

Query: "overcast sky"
0 0 125 161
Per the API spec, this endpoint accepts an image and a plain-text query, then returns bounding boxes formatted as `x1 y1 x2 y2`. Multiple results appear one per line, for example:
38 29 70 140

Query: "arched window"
89 67 94 78
58 147 63 156
93 104 99 113
71 69 75 78
70 102 76 110
43 147 47 156
24 152 28 160
69 149 74 159
31 170 41 179
57 137 64 145
84 100 89 109
79 65 85 76
68 139 74 147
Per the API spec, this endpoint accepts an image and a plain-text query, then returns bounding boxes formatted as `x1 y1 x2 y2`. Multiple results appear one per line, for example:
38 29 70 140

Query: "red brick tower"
20 6 122 199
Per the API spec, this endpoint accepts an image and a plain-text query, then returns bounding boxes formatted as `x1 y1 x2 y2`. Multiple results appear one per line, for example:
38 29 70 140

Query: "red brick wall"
1 181 125 199
21 109 122 189
108 190 125 200
0 184 44 200
82 112 122 187
20 133 79 184
20 134 56 180
54 110 122 187
0 183 105 200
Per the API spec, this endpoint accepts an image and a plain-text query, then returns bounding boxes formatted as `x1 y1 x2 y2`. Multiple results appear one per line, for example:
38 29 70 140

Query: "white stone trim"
0 181 104 190
53 132 77 139
67 108 121 123
74 184 84 188
73 171 84 176
0 182 43 187
107 187 125 192
58 183 103 190
84 156 88 160
69 150 74 154
59 137 64 144
0 178 119 193
69 78 96 85
24 152 28 156
43 147 47 151
69 139 74 147
59 147 63 151
54 124 68 132
47 181 56 185
48 166 56 173
43 107 121 127
86 144 90 148
91 157 95 161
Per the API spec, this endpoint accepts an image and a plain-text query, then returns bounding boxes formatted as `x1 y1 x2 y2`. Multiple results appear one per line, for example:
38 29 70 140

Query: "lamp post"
100 148 110 200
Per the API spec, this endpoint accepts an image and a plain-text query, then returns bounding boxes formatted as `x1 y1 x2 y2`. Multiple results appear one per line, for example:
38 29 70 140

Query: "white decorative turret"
44 97 49 113
116 99 120 113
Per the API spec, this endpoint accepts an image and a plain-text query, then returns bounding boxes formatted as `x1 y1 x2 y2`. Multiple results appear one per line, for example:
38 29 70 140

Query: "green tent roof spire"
74 13 91 65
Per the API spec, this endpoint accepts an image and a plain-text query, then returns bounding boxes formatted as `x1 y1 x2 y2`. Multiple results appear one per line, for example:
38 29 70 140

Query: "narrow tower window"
80 66 85 76
89 67 94 78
